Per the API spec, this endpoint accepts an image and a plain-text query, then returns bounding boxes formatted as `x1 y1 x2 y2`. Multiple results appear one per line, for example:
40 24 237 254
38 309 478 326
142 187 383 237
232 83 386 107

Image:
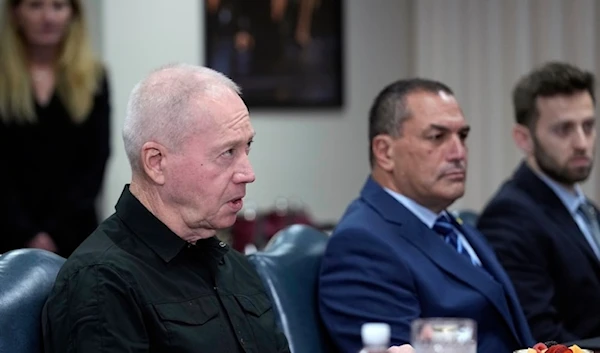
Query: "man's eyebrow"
553 116 596 124
426 124 470 133
215 132 256 150
428 124 450 132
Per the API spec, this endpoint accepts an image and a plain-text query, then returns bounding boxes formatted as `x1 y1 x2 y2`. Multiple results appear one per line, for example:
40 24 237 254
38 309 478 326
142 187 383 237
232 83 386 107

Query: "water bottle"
361 322 390 353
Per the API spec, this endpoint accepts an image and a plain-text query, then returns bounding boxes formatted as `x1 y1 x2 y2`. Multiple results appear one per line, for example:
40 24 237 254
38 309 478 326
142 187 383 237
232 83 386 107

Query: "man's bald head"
122 63 241 174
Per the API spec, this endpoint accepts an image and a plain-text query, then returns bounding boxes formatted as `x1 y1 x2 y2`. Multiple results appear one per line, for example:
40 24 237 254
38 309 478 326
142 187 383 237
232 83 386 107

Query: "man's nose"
447 134 467 161
572 125 591 151
234 155 255 184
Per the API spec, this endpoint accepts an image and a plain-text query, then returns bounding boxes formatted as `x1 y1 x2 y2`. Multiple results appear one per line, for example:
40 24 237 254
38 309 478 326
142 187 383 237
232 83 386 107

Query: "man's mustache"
440 162 466 175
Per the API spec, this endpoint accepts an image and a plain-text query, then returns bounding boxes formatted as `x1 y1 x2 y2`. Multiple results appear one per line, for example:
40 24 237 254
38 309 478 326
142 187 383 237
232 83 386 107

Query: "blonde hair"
0 0 103 124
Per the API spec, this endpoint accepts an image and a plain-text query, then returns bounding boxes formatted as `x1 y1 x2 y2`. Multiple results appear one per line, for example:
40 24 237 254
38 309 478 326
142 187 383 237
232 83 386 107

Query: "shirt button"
240 338 245 345
219 241 226 248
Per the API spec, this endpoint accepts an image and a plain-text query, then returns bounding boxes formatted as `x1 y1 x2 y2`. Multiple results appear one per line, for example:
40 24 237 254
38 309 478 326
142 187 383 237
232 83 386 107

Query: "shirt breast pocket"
236 293 272 318
153 296 221 351
235 293 280 352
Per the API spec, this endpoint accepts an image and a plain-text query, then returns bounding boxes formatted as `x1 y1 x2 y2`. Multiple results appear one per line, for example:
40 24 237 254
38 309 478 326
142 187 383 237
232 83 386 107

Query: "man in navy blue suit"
478 62 600 343
318 79 535 353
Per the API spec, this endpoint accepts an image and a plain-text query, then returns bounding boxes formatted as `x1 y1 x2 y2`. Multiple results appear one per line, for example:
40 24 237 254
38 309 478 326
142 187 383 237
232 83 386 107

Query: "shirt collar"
535 170 586 214
114 185 228 263
383 187 446 228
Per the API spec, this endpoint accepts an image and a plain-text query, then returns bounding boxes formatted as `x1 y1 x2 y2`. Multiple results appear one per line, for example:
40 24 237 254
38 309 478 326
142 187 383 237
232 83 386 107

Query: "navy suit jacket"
478 162 600 342
318 177 534 353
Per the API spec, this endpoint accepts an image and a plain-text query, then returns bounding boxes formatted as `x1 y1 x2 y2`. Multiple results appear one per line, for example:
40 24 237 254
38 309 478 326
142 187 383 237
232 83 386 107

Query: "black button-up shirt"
43 186 290 353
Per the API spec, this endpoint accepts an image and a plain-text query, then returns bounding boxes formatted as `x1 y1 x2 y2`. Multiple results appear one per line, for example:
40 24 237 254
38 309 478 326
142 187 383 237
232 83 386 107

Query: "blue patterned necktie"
433 214 475 265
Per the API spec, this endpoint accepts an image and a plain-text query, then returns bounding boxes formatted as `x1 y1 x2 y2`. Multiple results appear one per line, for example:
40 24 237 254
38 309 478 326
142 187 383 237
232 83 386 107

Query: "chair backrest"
247 224 334 353
0 249 66 353
452 209 479 227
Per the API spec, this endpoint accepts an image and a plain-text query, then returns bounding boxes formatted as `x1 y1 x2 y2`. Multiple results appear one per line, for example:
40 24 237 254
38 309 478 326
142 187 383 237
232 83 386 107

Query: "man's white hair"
122 63 241 173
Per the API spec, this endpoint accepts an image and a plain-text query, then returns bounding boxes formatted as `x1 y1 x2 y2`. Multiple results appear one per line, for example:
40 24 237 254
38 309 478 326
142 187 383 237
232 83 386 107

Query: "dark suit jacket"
477 162 600 342
318 177 534 353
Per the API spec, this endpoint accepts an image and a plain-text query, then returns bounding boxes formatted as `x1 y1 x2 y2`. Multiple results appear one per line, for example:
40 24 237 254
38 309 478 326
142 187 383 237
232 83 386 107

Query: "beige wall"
96 0 411 223
86 0 600 224
411 0 600 210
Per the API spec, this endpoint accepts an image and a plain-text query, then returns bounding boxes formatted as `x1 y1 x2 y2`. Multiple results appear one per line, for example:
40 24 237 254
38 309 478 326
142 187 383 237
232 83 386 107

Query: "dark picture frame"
204 0 344 108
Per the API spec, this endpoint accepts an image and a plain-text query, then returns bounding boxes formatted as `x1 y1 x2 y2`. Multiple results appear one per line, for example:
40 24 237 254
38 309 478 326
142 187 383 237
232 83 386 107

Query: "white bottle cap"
361 322 391 347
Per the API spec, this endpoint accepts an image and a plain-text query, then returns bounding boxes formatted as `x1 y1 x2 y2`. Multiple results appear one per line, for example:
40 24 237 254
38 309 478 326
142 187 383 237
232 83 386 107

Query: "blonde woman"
0 0 110 257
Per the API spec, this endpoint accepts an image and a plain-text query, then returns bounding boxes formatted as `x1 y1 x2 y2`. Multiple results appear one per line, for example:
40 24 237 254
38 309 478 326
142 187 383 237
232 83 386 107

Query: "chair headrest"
256 224 329 259
451 209 479 226
0 249 66 353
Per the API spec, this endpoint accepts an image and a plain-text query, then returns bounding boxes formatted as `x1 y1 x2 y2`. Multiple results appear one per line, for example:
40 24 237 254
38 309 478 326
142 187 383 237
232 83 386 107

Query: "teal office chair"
247 224 334 353
0 249 65 353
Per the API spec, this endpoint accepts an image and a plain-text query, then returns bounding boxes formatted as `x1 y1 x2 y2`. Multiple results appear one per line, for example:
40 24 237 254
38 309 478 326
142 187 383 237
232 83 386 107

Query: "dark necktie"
433 214 476 265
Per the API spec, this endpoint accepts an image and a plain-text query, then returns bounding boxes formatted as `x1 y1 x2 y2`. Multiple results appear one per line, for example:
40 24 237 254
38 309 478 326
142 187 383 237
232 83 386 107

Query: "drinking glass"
411 317 476 353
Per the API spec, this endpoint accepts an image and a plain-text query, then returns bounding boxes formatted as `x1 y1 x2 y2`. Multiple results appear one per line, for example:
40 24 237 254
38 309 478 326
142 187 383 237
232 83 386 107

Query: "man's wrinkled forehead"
191 95 230 121
406 89 459 111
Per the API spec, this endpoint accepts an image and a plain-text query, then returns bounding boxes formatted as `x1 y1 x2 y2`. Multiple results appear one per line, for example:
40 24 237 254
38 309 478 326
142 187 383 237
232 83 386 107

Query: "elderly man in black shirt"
42 63 290 353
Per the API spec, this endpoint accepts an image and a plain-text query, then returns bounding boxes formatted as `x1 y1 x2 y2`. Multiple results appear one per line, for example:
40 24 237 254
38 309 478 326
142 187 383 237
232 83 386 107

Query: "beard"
533 136 593 185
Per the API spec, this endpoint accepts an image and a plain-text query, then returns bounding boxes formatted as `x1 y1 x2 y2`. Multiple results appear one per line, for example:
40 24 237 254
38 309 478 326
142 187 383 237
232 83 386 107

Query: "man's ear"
372 134 396 172
141 141 167 185
512 124 534 155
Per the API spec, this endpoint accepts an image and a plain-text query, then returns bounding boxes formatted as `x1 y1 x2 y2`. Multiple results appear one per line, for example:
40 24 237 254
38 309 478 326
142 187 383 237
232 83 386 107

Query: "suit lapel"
514 163 600 272
360 178 523 345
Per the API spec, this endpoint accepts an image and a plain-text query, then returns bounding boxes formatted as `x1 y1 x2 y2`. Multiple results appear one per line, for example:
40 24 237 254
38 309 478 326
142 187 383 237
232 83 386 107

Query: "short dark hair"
513 61 596 128
368 78 454 166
